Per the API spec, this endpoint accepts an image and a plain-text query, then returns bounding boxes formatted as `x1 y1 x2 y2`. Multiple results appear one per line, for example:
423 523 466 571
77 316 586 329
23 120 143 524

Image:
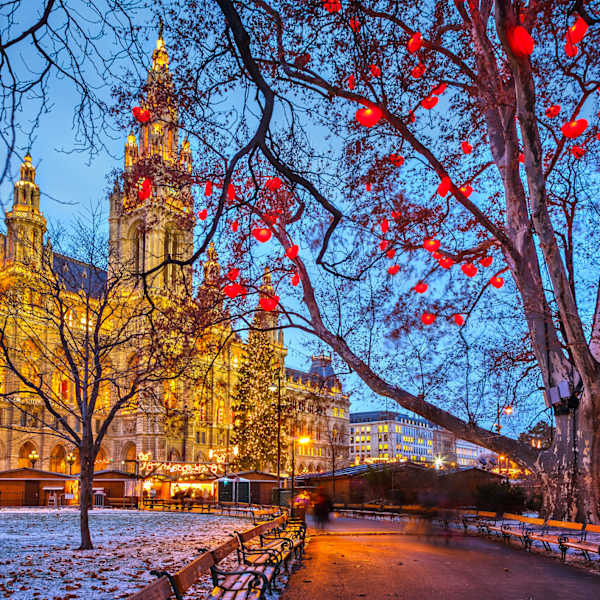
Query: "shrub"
474 481 526 514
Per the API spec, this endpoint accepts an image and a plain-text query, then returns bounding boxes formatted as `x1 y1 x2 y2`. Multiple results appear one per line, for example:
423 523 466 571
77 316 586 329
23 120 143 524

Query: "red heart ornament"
411 63 425 79
461 141 473 154
545 105 561 119
259 296 279 311
415 282 428 294
380 219 389 233
204 181 213 196
379 240 389 252
370 64 381 77
566 17 588 45
432 83 447 95
480 256 493 268
348 74 355 90
564 40 579 58
349 18 360 32
421 95 438 110
265 177 282 191
407 32 423 54
507 26 534 57
132 106 150 123
423 238 441 252
389 154 404 166
291 273 300 286
137 178 152 201
198 209 208 221
453 314 465 326
490 276 505 289
224 283 242 298
439 257 454 269
437 176 451 197
459 184 473 197
561 118 588 138
356 106 382 127
386 248 396 259
231 220 239 233
388 264 400 276
252 228 272 243
227 268 239 282
461 263 478 277
571 146 585 159
421 312 436 325
227 183 236 201
286 244 299 260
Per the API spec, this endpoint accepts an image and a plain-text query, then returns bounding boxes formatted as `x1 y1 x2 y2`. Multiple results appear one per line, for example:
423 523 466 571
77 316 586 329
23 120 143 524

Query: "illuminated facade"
349 410 491 467
0 33 348 480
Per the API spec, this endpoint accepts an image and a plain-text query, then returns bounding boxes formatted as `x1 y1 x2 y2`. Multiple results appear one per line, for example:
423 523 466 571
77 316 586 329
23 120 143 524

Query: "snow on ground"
0 508 264 599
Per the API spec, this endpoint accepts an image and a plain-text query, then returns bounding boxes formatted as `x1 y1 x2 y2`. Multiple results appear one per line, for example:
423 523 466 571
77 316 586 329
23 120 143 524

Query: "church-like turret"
3 153 47 268
108 28 194 294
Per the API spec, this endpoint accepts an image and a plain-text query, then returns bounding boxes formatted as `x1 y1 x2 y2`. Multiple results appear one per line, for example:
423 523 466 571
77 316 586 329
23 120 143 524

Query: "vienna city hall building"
0 34 349 487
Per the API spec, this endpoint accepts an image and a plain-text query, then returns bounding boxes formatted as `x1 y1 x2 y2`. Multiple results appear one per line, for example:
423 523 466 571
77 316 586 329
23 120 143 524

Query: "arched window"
132 225 146 274
18 441 37 468
50 444 66 473
163 226 179 286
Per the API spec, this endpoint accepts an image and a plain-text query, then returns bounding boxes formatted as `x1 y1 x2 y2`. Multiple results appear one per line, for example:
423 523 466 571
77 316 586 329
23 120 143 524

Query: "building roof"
53 253 107 298
296 461 427 480
285 355 341 393
0 467 75 479
350 410 433 428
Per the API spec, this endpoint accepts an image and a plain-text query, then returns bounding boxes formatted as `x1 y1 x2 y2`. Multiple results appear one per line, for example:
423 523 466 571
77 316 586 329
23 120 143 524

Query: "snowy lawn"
0 508 261 599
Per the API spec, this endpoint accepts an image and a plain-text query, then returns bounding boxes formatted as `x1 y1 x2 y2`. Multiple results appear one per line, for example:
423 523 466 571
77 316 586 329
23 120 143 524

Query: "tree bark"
78 444 95 550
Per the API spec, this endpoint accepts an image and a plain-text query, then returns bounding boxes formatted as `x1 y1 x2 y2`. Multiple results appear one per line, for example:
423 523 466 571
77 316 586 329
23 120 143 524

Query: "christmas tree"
231 326 282 471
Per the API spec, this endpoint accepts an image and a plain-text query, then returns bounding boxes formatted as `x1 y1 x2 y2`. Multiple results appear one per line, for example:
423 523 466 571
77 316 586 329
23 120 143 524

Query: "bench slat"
546 520 583 531
172 552 215 594
127 576 173 600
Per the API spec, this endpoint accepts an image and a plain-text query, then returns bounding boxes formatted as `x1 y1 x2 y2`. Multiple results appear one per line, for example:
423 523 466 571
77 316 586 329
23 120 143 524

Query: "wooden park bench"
525 519 584 552
127 515 293 600
558 523 600 561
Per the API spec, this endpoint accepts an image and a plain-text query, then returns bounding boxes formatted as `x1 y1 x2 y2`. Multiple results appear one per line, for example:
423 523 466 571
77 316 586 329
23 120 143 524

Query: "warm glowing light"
297 436 311 445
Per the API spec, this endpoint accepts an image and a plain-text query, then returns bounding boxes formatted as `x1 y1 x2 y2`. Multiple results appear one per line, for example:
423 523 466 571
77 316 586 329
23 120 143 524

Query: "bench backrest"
477 511 497 518
546 519 583 531
585 524 600 534
127 575 173 600
172 552 215 595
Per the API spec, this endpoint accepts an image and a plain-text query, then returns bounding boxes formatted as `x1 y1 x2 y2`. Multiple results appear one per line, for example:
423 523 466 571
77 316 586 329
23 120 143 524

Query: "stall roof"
0 468 75 480
296 462 428 480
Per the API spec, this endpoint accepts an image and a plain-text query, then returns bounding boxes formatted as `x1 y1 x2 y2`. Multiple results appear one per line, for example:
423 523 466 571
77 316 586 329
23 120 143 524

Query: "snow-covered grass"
0 508 256 599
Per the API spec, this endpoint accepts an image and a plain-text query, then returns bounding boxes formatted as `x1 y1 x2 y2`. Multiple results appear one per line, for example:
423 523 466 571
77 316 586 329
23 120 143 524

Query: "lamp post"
495 402 513 433
66 452 76 475
269 373 282 506
28 450 39 469
290 436 310 518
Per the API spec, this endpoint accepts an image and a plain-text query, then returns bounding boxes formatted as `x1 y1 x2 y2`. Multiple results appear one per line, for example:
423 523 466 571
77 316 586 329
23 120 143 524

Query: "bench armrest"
210 564 269 596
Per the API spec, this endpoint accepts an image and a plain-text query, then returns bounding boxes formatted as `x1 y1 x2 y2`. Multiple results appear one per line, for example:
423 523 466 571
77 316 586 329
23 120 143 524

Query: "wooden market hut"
0 467 76 506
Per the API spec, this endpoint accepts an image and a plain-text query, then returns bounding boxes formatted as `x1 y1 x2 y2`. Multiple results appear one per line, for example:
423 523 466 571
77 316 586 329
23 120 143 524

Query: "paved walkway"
281 518 600 600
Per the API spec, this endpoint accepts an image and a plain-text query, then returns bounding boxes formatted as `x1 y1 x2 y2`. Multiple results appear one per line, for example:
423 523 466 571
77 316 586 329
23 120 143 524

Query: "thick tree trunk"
78 446 95 550
537 398 600 523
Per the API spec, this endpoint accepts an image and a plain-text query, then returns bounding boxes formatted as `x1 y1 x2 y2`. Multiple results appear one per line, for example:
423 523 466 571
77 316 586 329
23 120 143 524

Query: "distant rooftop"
296 461 428 480
350 410 434 428
285 355 342 393
53 253 107 299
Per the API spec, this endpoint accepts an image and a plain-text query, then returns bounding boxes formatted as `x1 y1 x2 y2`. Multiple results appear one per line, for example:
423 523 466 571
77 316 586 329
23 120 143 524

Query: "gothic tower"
3 153 47 269
108 29 194 293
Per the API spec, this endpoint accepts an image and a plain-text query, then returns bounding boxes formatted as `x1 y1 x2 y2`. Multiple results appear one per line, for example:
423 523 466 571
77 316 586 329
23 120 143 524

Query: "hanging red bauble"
519 152 525 163
439 257 454 269
407 32 423 54
370 64 381 77
391 210 402 221
490 276 505 288
461 263 478 277
379 240 389 251
506 26 534 57
291 272 300 286
286 244 299 260
432 251 442 260
432 83 447 95
389 153 404 166
132 106 150 123
356 106 383 127
423 238 441 252
323 0 341 14
570 146 585 159
388 264 400 275
348 74 355 90
263 213 278 225
252 228 272 243
461 141 473 154
224 283 242 299
408 111 415 123
437 176 451 197
366 182 372 192
411 63 425 79
545 105 561 119
561 118 588 138
459 184 473 197
414 281 428 294
453 314 465 326
231 220 239 233
349 18 360 32
204 181 213 196
480 256 493 267
421 312 436 325
227 268 239 281
137 178 152 201
386 248 396 259
227 183 236 201
380 219 389 233
566 16 588 45
259 296 279 311
197 208 208 221
564 40 579 58
421 95 438 110
265 177 282 191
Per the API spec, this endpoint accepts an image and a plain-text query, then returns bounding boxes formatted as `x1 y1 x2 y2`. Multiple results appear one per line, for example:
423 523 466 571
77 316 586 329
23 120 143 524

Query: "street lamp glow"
434 456 444 470
268 384 277 392
297 436 311 445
